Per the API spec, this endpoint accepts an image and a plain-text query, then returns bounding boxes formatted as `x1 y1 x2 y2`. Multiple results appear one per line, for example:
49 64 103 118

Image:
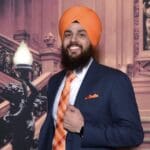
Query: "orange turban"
59 6 102 48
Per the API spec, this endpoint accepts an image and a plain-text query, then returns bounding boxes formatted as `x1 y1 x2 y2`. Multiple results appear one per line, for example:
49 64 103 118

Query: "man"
39 6 144 150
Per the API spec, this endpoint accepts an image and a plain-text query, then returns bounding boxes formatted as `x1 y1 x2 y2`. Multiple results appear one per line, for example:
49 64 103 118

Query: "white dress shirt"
52 58 93 124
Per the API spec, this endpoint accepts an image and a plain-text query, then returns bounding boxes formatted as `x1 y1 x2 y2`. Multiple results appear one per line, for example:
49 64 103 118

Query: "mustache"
66 42 83 49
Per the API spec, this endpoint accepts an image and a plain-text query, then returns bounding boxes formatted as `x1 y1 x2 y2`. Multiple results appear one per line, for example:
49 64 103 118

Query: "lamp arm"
25 80 38 97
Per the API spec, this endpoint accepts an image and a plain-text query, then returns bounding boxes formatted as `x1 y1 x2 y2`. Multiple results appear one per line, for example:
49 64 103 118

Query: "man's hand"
63 105 84 133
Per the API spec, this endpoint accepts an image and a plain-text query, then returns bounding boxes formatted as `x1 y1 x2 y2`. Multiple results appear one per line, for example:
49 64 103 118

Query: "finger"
63 122 75 132
64 108 73 118
67 105 77 112
63 121 72 129
63 123 69 130
64 112 72 123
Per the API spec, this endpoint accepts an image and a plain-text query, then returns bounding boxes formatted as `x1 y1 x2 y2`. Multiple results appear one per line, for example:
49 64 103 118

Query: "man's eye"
64 33 72 38
79 33 86 37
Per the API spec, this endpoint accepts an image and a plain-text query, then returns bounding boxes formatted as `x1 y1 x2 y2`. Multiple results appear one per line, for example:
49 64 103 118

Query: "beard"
61 43 93 71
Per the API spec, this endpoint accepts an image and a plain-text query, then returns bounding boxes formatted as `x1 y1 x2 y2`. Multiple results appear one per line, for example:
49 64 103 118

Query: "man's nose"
71 34 77 42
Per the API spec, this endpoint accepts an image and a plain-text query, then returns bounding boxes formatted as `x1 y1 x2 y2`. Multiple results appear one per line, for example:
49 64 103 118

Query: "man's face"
63 22 91 58
61 22 92 70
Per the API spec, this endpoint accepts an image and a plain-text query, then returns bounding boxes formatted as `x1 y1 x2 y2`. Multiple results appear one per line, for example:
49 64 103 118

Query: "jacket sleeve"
81 74 144 148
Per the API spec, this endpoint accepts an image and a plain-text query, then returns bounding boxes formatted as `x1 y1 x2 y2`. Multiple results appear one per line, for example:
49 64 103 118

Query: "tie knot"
66 71 76 82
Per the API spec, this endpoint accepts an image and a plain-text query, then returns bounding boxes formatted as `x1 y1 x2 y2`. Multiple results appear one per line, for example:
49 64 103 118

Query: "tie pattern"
52 71 76 150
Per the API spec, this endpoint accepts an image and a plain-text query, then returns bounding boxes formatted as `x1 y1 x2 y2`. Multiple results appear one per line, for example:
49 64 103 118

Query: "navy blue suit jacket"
39 60 144 150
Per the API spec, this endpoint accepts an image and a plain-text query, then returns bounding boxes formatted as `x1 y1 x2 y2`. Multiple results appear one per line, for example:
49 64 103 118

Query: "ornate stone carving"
0 46 16 77
136 60 150 76
43 32 56 48
134 0 140 58
32 61 42 80
13 30 30 43
128 0 150 78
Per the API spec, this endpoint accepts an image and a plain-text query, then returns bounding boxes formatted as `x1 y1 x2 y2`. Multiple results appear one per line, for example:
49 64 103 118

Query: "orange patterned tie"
52 71 76 150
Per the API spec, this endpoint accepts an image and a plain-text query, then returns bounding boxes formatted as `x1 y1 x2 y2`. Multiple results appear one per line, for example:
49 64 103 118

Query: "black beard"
61 44 93 71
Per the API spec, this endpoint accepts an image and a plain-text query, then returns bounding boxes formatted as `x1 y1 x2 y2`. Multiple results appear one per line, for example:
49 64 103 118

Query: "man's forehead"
64 22 87 32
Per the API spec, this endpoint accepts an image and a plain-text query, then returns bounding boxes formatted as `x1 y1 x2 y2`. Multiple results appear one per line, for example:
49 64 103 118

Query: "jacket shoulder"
95 63 129 79
48 70 66 83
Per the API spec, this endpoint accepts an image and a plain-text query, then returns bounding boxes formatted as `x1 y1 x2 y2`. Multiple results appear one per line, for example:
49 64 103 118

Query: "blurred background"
0 0 150 149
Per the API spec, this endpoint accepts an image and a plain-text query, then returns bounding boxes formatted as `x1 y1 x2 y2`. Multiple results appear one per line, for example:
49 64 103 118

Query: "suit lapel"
75 61 97 108
48 70 67 110
74 60 104 108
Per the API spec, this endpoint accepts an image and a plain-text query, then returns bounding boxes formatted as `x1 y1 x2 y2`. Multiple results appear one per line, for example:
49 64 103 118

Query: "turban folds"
59 6 102 47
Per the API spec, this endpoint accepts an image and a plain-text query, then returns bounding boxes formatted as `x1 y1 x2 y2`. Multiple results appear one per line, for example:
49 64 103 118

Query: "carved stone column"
40 33 61 74
13 0 31 43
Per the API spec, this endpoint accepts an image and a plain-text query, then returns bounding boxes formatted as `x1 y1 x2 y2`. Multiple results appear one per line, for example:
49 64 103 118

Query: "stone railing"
0 71 51 149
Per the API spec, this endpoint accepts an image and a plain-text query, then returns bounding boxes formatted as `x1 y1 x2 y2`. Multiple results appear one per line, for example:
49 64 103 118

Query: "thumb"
67 104 77 112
